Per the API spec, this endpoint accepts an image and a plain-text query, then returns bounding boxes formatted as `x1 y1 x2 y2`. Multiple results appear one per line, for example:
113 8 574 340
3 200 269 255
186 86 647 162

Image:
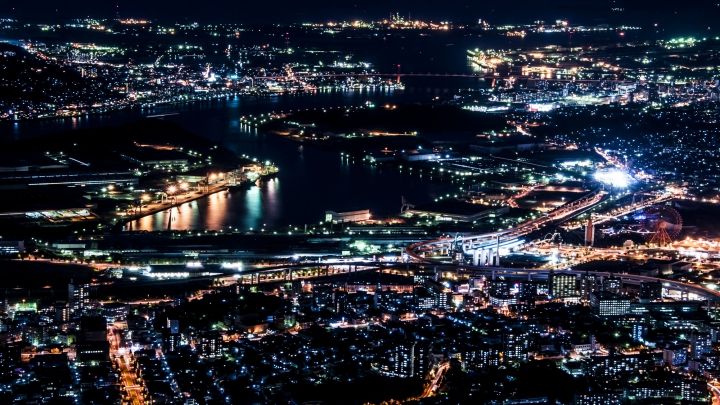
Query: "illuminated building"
584 217 595 246
602 277 622 294
690 333 712 360
589 354 655 378
590 292 631 316
0 240 24 255
414 281 449 310
198 332 223 358
457 346 501 369
325 209 371 224
68 281 89 315
576 392 623 405
76 316 110 365
578 273 600 301
549 272 577 299
489 280 518 307
380 341 429 378
639 281 663 302
502 329 530 361
632 324 647 343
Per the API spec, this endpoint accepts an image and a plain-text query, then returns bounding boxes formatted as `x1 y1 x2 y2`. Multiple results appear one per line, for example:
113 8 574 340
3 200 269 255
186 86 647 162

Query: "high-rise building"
75 316 109 365
632 324 647 343
585 217 595 246
415 280 450 310
590 292 631 316
458 346 501 369
54 303 71 324
690 333 712 359
199 331 223 358
602 277 622 294
663 344 688 367
382 341 429 378
502 328 530 361
639 282 662 302
488 280 517 307
165 333 181 353
68 281 89 315
549 273 577 299
579 273 600 301
167 319 180 335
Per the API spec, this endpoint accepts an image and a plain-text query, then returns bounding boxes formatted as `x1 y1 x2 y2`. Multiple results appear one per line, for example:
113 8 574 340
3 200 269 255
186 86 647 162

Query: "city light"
594 168 634 188
221 262 243 271
3 7 720 405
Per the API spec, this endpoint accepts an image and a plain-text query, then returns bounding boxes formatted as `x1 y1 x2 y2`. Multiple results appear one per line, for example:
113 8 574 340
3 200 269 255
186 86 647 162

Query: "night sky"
0 0 714 26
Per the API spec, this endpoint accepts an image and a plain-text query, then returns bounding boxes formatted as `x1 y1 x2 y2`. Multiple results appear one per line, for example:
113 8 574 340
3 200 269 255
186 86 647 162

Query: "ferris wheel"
636 205 683 246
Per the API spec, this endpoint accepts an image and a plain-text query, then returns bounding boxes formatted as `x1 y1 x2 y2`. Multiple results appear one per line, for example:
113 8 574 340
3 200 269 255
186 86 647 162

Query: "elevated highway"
231 261 720 301
405 191 606 264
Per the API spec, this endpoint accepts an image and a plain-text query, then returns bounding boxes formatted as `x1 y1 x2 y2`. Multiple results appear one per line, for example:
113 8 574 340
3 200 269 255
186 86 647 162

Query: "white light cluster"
594 168 633 188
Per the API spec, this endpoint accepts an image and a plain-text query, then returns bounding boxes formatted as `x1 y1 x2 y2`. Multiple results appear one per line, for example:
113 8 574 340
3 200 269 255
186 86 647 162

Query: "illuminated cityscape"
1 1 720 404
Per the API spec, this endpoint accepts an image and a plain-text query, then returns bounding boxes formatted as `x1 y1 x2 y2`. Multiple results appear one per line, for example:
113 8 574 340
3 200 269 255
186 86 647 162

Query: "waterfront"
5 88 462 231
0 28 676 232
4 8 720 404
128 92 459 231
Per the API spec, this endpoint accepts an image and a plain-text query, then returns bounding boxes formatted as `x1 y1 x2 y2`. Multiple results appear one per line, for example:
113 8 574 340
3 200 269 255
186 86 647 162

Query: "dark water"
2 88 463 231
126 89 462 231
0 30 658 231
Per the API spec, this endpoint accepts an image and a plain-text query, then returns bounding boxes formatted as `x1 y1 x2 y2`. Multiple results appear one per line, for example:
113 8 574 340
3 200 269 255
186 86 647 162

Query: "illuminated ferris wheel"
636 205 683 246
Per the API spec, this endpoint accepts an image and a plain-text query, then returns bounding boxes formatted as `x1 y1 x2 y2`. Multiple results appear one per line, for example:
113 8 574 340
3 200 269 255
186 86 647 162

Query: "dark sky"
0 0 714 26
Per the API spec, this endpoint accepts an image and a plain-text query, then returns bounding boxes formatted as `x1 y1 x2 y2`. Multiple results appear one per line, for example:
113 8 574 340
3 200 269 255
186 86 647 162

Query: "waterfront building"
325 209 372 224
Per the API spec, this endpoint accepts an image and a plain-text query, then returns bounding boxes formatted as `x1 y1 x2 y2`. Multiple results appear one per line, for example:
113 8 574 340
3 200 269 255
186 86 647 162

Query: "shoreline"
116 182 232 227
0 85 403 125
117 173 278 230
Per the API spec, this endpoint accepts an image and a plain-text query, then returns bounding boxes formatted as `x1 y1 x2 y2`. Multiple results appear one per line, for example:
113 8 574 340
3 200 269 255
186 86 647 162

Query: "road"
406 190 606 262
565 189 678 230
709 381 720 405
420 361 450 398
108 325 144 405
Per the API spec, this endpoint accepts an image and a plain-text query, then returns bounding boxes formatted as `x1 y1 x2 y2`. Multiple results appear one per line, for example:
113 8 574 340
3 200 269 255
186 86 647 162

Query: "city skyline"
0 0 715 27
2 3 720 404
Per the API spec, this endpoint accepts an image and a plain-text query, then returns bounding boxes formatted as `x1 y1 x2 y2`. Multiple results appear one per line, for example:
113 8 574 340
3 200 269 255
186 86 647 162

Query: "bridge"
405 190 606 265
581 191 676 229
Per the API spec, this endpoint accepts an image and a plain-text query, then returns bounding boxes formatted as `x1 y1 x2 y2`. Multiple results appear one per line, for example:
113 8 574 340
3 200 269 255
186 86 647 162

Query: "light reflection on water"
244 184 262 230
9 90 455 232
123 90 455 232
124 99 454 231
127 179 284 231
206 187 230 230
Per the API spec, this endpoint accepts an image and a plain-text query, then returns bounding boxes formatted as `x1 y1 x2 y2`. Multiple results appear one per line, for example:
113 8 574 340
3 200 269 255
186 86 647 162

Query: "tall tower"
584 216 595 246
